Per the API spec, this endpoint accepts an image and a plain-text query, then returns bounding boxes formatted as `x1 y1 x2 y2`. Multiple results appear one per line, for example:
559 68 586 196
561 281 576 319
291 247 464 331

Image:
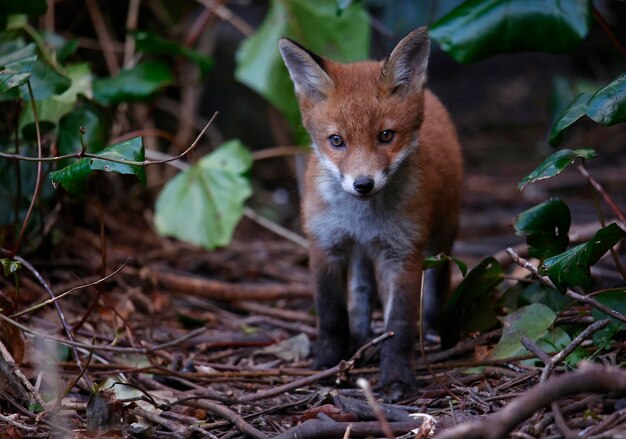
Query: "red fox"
279 27 463 398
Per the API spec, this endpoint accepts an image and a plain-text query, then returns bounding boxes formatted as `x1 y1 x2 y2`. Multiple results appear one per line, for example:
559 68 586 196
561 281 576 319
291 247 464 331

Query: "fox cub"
279 27 463 397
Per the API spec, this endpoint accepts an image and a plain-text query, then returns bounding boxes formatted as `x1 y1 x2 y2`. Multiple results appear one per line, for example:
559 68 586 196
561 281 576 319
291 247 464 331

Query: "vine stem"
579 161 626 281
11 81 43 257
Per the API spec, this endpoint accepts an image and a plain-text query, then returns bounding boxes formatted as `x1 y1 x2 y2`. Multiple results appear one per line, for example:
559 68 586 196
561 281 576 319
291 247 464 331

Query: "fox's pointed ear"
279 38 333 101
381 27 430 94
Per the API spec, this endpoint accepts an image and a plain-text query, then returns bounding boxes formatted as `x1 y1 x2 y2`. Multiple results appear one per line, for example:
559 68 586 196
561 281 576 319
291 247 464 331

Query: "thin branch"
356 378 395 439
11 81 44 257
251 146 306 161
0 112 219 167
11 260 128 318
242 332 393 403
123 0 141 67
505 248 626 324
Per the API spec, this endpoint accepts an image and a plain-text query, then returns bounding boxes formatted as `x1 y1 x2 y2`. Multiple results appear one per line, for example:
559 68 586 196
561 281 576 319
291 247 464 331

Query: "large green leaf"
49 137 145 194
19 63 92 138
134 31 213 76
549 92 592 147
489 303 557 360
518 148 596 190
235 0 370 144
542 223 626 291
514 198 570 259
585 74 626 126
93 61 173 105
0 43 36 93
438 257 503 348
518 284 570 313
154 140 253 250
429 0 591 63
0 0 47 15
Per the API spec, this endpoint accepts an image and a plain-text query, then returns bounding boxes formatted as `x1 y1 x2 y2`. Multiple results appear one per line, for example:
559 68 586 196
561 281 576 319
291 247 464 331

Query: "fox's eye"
328 134 345 148
379 130 395 143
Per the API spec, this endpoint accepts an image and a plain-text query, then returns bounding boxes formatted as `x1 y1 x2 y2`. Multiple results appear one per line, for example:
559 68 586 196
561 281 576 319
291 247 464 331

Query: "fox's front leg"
378 255 421 399
309 244 350 369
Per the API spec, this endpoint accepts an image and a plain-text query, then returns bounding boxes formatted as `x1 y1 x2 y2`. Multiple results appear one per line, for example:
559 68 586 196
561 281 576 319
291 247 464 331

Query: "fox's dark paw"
379 376 416 402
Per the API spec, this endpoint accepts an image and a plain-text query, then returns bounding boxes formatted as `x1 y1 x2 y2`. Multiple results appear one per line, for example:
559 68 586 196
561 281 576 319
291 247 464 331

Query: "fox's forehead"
305 60 423 135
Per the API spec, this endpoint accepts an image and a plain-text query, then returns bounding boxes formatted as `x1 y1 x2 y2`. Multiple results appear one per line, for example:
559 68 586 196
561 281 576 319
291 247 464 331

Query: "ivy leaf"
19 63 92 139
518 148 596 190
134 31 213 76
514 198 571 259
542 223 626 291
0 43 36 93
585 73 626 126
49 137 145 194
429 0 590 64
590 290 626 348
20 59 71 100
438 257 503 348
93 61 172 105
154 140 253 250
235 0 370 144
489 303 557 360
549 92 592 147
424 253 467 277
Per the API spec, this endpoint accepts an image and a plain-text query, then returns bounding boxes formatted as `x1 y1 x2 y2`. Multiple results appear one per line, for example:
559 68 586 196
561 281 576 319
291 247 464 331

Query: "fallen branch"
274 420 421 439
434 362 626 439
142 266 311 301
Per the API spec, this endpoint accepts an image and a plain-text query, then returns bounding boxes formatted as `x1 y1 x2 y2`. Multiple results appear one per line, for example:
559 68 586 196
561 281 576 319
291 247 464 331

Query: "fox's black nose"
354 176 375 195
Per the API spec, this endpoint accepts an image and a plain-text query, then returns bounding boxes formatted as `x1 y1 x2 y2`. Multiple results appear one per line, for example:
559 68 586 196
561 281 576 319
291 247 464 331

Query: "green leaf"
489 303 557 360
585 74 626 126
518 148 596 190
429 0 591 63
438 257 503 348
542 223 626 291
19 59 71 101
42 32 79 64
549 92 592 147
518 284 570 313
590 290 626 348
514 198 570 259
134 31 213 76
19 63 93 139
235 0 370 144
154 140 253 250
424 253 467 276
49 137 145 194
93 61 173 105
0 43 36 93
0 0 47 15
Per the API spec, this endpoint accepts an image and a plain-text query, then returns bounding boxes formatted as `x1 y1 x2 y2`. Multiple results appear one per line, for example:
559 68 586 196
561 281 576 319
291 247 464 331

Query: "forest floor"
1 128 626 438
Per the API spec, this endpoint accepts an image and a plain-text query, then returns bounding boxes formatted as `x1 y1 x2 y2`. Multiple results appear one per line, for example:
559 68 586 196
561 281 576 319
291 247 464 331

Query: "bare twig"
243 332 393 403
11 81 43 257
506 248 626 324
356 378 395 439
0 112 219 168
193 400 268 439
123 0 140 67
